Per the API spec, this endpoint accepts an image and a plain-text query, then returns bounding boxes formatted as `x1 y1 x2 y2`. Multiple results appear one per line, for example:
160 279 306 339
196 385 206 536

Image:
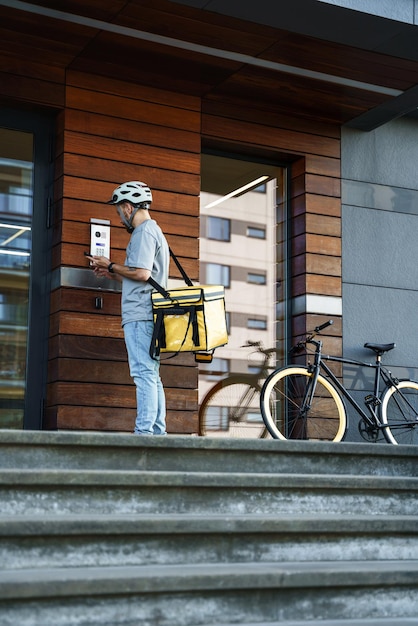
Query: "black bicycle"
199 341 279 438
260 320 418 445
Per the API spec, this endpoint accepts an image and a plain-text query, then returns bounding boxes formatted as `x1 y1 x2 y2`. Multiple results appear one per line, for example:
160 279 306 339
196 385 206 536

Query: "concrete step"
0 561 417 625
1 513 417 570
1 430 417 477
0 468 416 516
201 621 418 626
1 431 416 625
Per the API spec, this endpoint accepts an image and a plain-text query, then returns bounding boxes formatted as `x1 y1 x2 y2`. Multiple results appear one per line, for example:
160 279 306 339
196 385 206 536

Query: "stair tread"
1 560 418 600
0 469 416 489
0 512 417 535
207 617 418 626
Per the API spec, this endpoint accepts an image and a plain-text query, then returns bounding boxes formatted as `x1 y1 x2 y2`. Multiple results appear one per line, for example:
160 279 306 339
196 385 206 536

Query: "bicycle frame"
307 339 396 431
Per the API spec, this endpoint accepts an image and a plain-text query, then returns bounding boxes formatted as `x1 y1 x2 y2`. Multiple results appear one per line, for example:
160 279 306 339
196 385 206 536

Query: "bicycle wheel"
380 380 418 445
260 366 346 441
199 376 269 438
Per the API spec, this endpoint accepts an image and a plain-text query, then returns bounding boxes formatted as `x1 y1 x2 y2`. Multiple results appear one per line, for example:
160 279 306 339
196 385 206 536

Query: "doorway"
198 151 289 433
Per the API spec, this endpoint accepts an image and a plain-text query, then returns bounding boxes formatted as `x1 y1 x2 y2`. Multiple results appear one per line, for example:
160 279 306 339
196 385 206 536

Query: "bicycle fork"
300 343 323 415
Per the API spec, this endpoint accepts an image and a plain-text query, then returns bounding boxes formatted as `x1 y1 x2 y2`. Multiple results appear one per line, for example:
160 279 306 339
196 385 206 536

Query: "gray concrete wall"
316 0 418 23
341 117 418 440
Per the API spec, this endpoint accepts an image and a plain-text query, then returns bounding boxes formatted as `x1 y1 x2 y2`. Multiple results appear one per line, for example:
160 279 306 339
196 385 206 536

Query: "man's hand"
86 255 112 277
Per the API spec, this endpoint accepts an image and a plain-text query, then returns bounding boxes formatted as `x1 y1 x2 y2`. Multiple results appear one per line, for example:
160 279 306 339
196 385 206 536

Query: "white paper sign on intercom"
90 218 110 258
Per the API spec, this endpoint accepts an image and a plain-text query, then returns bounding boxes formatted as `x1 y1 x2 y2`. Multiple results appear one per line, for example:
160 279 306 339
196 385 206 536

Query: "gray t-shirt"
121 219 169 325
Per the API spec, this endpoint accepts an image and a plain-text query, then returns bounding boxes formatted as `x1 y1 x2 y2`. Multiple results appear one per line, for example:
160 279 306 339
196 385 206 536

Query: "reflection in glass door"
0 129 33 428
198 152 288 437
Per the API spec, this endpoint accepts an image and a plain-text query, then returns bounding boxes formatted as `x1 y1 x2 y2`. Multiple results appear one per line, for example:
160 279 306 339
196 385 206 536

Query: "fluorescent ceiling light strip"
0 249 30 256
0 0 402 97
0 223 31 230
204 175 269 209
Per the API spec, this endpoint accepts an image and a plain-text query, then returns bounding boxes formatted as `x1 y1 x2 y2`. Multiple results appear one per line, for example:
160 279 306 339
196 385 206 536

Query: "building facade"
1 0 418 439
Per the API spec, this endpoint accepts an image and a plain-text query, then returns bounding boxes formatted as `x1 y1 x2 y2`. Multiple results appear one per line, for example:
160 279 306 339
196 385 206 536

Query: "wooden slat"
304 195 341 218
0 52 65 83
292 274 341 298
48 406 198 434
66 69 201 112
264 32 418 91
48 357 197 389
60 167 200 197
66 86 201 132
50 288 121 316
121 1 279 57
0 71 65 108
292 253 341 278
306 174 341 198
202 113 340 158
57 195 198 222
47 382 197 410
48 334 128 361
49 311 124 339
58 217 199 246
306 214 341 238
304 155 341 178
54 237 199 270
63 131 200 175
48 334 195 367
293 314 342 338
202 99 341 140
306 274 341 297
292 214 341 238
305 234 341 257
64 109 201 153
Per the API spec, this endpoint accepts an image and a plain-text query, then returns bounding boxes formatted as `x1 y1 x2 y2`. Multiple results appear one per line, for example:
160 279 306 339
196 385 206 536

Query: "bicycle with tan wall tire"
260 320 418 445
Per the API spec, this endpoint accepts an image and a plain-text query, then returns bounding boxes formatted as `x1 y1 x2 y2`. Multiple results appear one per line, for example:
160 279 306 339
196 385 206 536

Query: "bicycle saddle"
364 342 396 355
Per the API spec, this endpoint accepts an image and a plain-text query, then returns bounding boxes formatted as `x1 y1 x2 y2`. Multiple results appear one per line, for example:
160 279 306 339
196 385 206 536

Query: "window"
248 272 266 285
248 318 267 330
247 226 266 239
208 216 230 241
200 357 229 381
206 263 230 287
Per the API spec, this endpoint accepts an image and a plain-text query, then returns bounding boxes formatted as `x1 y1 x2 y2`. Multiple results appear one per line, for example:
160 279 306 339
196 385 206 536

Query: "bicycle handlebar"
314 319 333 333
290 319 334 354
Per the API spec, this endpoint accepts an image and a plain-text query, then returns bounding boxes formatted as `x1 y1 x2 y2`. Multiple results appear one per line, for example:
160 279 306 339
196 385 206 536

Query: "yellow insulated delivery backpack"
148 249 228 362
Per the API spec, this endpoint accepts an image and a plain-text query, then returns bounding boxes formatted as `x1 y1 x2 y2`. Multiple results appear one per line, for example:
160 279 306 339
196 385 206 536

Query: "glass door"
0 129 33 428
0 109 53 430
198 151 289 437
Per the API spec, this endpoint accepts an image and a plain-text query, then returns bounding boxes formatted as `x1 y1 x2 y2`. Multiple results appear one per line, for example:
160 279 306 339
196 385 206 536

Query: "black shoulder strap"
147 247 193 296
169 247 193 287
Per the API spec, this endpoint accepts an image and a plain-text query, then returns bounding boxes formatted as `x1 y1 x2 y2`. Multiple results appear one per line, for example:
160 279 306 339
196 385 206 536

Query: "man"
88 181 170 435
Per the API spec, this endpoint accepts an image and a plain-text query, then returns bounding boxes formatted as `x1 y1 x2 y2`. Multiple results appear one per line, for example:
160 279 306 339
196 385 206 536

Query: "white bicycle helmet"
107 181 153 233
107 181 152 207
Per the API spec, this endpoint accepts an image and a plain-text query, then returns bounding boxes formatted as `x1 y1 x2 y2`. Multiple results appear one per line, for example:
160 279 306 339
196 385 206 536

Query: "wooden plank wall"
46 70 201 433
201 100 342 357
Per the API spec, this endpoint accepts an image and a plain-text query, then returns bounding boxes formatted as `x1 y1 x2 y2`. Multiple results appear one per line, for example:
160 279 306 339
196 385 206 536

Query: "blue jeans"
123 320 166 435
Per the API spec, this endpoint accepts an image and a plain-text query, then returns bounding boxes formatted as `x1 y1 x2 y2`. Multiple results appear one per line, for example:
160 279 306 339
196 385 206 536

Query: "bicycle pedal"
364 394 381 407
